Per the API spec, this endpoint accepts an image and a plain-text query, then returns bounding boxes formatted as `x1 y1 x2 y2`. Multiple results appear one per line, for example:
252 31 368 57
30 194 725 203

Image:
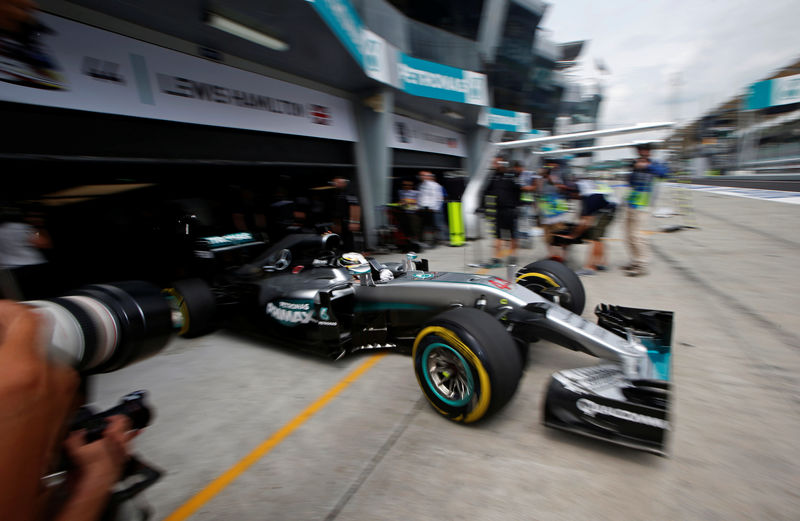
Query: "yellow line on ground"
162 353 387 521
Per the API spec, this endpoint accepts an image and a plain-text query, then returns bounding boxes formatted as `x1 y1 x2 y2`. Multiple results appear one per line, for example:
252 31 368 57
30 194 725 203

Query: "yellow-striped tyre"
163 278 216 338
515 260 585 314
413 308 523 424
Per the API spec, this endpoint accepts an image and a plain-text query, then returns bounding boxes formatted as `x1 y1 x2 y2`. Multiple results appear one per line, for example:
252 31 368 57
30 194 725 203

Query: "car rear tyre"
515 259 585 314
163 278 216 338
413 307 522 423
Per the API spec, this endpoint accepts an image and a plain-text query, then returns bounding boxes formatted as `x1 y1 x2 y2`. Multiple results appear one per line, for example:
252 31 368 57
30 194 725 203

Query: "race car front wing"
541 305 674 456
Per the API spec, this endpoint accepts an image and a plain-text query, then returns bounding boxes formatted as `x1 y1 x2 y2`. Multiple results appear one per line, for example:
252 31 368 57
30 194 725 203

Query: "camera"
41 391 164 520
24 281 184 519
71 390 154 441
25 280 179 374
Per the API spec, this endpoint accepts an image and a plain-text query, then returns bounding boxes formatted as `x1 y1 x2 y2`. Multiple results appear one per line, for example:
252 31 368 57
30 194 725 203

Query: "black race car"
166 232 674 455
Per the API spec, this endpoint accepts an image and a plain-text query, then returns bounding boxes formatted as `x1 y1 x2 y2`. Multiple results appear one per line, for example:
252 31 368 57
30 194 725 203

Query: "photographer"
0 301 137 521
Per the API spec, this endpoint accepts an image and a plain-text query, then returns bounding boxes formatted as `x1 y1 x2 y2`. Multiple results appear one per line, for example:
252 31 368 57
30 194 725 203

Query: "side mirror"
263 249 292 272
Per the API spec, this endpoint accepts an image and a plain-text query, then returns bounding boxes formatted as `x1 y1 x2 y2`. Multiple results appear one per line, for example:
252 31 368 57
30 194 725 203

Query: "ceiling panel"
45 0 375 93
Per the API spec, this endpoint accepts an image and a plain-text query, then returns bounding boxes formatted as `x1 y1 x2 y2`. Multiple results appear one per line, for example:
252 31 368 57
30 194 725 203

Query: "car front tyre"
413 307 522 423
515 259 586 314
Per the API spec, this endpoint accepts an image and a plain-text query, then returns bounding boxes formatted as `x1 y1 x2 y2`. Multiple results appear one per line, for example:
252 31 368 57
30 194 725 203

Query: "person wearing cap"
555 177 617 276
622 143 669 276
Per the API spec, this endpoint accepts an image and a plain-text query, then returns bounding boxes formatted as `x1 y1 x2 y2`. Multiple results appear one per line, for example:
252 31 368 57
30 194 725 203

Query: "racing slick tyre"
413 307 523 424
163 278 216 338
515 259 585 315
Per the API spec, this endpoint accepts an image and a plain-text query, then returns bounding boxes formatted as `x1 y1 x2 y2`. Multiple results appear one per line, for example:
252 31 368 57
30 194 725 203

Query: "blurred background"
2 0 799 289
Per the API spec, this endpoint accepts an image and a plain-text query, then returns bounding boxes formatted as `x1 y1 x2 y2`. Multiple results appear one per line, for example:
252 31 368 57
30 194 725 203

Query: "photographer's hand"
0 0 38 32
54 415 139 521
0 300 79 521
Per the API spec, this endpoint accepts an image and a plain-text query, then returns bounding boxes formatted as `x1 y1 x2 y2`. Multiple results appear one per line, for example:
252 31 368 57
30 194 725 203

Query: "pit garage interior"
2 98 466 291
2 98 364 290
2 0 477 292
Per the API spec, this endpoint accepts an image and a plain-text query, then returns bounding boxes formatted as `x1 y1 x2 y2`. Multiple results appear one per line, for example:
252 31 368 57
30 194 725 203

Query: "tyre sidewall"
163 278 215 338
413 308 522 424
515 259 585 314
413 322 492 422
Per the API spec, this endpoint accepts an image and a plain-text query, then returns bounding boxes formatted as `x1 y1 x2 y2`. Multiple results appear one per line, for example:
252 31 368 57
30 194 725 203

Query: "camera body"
71 390 153 441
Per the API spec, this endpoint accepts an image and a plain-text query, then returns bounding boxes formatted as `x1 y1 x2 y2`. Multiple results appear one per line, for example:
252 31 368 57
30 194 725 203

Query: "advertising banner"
390 114 466 157
397 53 488 106
481 107 532 133
746 73 800 110
0 12 358 141
307 0 364 68
298 0 491 108
363 29 393 85
771 74 800 107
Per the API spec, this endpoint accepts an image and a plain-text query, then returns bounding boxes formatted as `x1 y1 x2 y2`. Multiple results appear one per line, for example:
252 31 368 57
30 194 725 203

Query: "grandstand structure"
665 57 800 175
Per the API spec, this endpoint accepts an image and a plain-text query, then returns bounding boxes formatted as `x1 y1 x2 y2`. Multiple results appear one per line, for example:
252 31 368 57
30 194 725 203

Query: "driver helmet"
338 252 368 270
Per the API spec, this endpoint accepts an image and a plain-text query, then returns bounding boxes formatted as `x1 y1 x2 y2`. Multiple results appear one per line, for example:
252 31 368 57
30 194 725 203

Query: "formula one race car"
166 232 673 455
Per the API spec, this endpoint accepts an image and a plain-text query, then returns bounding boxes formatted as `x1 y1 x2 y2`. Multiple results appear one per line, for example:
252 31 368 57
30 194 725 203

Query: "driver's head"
338 252 368 269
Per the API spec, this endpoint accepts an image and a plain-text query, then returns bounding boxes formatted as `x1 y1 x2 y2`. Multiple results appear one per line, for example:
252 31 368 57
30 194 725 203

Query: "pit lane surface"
90 186 800 520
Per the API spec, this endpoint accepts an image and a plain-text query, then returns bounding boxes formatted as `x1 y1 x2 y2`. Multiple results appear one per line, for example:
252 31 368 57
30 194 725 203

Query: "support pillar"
353 88 395 248
462 128 503 239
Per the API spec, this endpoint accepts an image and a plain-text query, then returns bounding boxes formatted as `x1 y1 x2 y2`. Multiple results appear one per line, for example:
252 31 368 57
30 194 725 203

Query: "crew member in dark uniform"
330 175 362 251
484 157 522 267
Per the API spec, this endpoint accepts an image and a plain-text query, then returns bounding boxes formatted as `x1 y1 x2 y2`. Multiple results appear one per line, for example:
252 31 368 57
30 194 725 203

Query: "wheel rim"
422 342 474 407
163 289 189 335
516 272 571 307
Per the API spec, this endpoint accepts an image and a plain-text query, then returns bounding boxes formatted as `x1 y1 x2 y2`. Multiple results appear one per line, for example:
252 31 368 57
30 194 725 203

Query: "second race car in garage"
166 232 674 455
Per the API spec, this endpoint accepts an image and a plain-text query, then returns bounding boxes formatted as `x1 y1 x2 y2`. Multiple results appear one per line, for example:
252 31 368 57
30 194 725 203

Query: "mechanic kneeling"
552 179 616 275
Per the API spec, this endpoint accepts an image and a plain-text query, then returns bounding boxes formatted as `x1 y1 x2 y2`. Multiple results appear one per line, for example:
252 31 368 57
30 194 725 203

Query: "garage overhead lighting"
441 107 464 120
206 12 289 52
34 183 156 206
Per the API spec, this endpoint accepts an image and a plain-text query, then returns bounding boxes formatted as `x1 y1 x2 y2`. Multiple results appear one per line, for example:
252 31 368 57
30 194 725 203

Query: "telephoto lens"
25 281 176 374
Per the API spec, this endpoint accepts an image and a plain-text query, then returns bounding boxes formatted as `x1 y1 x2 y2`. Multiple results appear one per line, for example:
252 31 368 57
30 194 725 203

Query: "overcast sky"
539 0 800 159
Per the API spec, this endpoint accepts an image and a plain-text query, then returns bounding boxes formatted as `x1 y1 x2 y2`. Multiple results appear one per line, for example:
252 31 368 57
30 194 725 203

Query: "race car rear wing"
194 232 264 256
192 233 266 277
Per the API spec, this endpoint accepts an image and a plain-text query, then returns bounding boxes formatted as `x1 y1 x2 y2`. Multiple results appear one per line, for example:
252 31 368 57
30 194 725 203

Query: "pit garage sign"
0 12 357 141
